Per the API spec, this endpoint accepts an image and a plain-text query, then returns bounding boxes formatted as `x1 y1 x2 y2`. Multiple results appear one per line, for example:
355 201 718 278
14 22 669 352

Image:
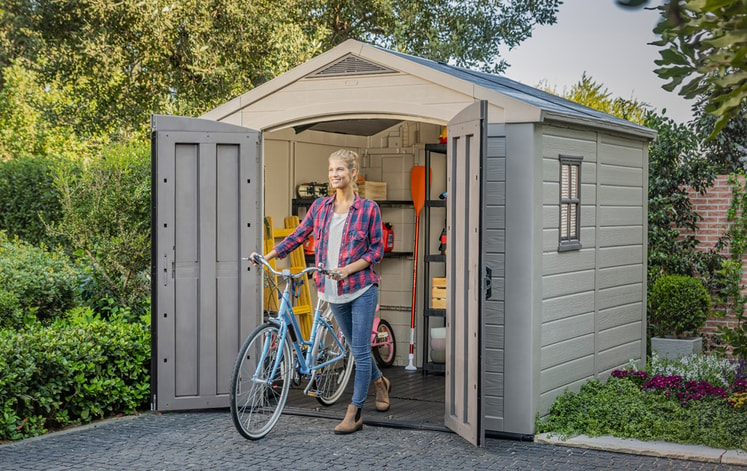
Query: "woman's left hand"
328 266 349 280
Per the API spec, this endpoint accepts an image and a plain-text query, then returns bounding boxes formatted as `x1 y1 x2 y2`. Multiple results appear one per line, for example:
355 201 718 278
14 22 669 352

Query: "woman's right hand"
248 252 262 266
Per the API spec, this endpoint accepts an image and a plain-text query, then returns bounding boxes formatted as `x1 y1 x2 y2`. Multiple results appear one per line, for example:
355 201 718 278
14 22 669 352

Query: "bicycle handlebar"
245 254 341 280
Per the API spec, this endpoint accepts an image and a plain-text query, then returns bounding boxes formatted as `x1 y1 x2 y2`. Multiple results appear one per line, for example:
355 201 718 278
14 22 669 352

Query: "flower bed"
537 353 747 451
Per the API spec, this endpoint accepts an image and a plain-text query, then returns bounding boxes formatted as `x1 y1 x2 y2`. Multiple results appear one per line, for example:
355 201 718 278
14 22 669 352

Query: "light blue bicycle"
230 254 354 440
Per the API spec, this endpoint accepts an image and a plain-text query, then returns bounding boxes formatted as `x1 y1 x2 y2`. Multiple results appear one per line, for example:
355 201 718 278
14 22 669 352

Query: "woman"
252 149 390 435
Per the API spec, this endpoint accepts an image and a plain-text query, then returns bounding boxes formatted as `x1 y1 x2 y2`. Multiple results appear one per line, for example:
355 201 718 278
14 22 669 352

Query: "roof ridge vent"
308 54 396 78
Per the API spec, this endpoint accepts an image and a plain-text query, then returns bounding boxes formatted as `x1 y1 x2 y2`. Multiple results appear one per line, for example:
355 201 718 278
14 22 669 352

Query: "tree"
644 110 719 284
651 0 747 137
303 0 560 73
0 0 560 138
538 72 651 125
693 101 747 173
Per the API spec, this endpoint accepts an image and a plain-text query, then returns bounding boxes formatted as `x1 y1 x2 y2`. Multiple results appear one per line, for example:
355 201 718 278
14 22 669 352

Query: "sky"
500 0 695 124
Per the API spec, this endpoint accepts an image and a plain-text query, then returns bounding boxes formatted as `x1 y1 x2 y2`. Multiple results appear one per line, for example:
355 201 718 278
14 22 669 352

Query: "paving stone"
0 412 745 470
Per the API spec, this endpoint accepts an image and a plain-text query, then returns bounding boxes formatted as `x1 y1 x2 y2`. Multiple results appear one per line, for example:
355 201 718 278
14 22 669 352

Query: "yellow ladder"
263 216 313 339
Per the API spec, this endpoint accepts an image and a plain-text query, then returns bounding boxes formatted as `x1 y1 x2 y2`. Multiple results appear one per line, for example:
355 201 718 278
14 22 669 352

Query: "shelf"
293 198 413 208
425 308 446 317
305 251 412 265
422 144 447 375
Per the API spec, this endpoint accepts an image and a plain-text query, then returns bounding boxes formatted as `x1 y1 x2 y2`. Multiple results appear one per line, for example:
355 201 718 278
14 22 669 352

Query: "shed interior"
262 117 453 427
264 118 449 371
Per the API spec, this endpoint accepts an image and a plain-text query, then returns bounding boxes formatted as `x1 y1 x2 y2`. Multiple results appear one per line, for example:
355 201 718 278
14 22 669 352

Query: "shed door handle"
484 266 492 300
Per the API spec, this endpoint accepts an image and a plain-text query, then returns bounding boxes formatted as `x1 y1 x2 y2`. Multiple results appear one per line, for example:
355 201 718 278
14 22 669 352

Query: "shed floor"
285 367 448 432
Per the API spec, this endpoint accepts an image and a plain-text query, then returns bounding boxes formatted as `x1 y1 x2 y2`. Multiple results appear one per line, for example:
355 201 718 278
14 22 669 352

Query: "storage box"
358 181 387 200
431 277 446 309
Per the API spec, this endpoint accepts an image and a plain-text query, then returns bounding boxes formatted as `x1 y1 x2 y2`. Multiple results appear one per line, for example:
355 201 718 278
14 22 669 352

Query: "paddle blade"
410 166 431 214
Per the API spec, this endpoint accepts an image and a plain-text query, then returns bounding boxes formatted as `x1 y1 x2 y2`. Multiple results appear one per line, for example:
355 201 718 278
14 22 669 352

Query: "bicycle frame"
250 260 348 395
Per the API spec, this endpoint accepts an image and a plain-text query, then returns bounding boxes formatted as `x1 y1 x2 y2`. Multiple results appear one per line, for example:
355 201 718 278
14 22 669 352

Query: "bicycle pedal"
376 332 389 340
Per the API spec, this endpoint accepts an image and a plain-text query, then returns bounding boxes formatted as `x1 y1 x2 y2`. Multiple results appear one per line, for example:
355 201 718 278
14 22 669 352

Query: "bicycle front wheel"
311 308 354 406
230 323 292 440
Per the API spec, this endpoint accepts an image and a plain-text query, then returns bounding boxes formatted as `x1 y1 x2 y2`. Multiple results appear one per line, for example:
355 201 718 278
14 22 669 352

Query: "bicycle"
371 305 396 368
230 254 354 440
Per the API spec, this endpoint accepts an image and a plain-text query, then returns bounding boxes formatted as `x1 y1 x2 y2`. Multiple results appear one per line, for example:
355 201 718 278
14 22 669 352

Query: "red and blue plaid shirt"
274 194 384 295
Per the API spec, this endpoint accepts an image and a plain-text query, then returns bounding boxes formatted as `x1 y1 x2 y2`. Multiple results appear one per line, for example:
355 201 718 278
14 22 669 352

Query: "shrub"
0 310 151 441
0 232 82 328
49 140 151 314
648 274 711 338
0 155 65 248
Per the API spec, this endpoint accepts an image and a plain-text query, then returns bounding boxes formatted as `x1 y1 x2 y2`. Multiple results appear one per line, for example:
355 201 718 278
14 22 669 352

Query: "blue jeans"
329 285 382 408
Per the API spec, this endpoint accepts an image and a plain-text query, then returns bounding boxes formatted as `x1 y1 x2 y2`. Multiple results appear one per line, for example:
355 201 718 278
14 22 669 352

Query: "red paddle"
406 166 430 371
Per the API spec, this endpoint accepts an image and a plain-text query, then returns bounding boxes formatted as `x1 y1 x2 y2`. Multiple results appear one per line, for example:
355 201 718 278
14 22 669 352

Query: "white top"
319 211 371 304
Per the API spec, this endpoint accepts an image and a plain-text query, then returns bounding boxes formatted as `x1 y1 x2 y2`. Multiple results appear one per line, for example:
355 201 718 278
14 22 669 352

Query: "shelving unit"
422 143 447 374
291 198 415 265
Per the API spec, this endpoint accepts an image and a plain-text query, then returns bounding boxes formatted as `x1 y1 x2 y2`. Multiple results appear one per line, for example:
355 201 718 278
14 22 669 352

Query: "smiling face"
328 157 357 191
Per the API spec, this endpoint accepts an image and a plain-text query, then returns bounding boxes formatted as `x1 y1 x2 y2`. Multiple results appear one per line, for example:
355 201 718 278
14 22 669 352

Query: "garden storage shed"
151 39 656 446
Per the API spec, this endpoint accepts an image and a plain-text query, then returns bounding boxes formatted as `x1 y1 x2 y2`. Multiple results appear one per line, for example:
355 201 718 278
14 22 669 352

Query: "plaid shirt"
274 194 383 295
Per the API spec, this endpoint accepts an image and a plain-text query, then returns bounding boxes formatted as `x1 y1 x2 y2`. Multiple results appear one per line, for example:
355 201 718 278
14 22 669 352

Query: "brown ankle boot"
374 376 391 412
334 404 363 434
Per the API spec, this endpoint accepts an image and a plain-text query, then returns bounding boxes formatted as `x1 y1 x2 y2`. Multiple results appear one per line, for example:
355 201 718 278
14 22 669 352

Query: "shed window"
558 155 582 251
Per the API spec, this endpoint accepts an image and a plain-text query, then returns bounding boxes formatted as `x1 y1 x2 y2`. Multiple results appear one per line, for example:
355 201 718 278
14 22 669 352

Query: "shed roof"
203 40 655 139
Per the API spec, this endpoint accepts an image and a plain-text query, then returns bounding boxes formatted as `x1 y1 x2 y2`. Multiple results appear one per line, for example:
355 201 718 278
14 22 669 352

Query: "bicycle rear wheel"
230 322 292 440
372 318 396 368
311 308 354 406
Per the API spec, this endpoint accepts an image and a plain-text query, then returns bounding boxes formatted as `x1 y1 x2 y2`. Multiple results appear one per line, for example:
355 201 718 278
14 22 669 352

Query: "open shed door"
151 115 262 411
445 101 488 446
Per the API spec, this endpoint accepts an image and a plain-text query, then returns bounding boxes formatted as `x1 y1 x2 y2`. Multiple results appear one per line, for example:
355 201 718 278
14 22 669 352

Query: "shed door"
445 101 487 446
151 115 262 411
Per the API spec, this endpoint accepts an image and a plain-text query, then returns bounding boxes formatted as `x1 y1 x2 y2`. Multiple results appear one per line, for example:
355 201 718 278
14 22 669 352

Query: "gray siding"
538 126 647 414
539 127 598 411
482 125 506 432
595 134 646 375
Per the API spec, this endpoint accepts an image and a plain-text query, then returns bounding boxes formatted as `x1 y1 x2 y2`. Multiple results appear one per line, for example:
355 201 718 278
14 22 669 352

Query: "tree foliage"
48 142 151 314
541 72 650 125
693 101 747 174
644 110 719 284
0 0 559 138
651 0 747 137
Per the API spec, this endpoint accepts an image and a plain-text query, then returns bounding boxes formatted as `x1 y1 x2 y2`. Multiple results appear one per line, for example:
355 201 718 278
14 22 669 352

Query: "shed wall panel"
598 303 643 331
597 341 643 374
543 270 595 299
598 322 643 351
540 334 595 370
540 126 646 419
482 133 506 431
599 164 643 187
598 265 643 289
543 292 595 322
541 313 595 346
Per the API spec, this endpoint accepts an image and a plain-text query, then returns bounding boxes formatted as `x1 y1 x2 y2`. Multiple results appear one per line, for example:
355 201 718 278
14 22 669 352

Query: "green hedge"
0 313 151 441
0 231 82 328
0 155 65 248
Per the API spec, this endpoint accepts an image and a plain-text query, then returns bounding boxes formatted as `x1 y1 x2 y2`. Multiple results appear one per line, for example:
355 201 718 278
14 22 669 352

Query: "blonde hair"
329 149 359 192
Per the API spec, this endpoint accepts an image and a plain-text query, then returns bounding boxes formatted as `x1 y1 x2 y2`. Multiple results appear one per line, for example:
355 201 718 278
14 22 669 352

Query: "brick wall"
687 175 742 344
